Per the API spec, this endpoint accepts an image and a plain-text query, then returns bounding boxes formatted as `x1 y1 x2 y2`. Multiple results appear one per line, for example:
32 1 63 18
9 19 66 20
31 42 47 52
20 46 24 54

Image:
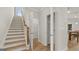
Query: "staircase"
4 16 27 51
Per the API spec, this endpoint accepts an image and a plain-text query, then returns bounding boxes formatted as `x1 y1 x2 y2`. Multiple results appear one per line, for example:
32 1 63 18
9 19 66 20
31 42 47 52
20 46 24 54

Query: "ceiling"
24 7 79 19
67 7 79 19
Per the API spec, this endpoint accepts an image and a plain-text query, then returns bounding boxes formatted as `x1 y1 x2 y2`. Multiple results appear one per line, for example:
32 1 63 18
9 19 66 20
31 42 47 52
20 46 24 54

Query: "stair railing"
22 16 31 50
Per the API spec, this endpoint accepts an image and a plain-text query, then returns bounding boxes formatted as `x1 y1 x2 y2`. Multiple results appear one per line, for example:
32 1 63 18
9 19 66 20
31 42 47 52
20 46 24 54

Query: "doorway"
15 7 22 16
53 12 55 51
47 14 51 50
47 12 56 51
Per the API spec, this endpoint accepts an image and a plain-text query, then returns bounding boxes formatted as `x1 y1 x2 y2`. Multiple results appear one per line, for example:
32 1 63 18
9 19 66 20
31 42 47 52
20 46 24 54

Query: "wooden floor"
68 37 79 51
33 42 49 51
24 38 49 51
68 43 79 51
33 38 49 51
23 39 49 51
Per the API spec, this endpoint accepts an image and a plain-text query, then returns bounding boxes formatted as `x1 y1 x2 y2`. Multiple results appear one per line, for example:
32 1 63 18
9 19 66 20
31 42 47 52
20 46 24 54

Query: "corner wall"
22 7 40 39
68 18 79 31
55 8 68 51
0 7 14 49
39 8 52 46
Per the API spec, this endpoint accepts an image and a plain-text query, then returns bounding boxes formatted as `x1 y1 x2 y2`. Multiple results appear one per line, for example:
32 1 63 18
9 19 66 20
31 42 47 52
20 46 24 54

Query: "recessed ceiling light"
67 10 70 14
74 16 77 18
75 22 78 25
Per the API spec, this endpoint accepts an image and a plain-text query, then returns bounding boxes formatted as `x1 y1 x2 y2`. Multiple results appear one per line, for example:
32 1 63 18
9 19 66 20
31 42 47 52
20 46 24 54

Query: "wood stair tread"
9 29 24 30
7 33 24 36
4 42 26 49
8 31 24 33
5 39 25 44
5 45 26 51
6 35 25 38
6 36 25 40
8 30 24 32
7 32 24 34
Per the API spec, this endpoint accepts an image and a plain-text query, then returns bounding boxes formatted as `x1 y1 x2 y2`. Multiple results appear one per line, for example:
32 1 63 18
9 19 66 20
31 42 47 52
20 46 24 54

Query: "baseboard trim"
26 44 30 49
0 49 4 51
38 39 47 46
64 47 68 51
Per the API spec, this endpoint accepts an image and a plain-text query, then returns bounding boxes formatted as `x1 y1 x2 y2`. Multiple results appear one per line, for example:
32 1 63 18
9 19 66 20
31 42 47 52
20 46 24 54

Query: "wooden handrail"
22 16 27 26
22 16 31 50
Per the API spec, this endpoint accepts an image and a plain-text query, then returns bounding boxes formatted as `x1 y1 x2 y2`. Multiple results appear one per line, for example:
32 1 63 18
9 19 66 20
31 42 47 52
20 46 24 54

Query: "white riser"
5 40 25 46
10 25 23 26
6 35 24 38
9 29 24 30
10 26 23 27
4 42 26 49
5 39 25 43
8 32 24 34
6 36 25 40
6 45 26 51
8 30 24 31
7 33 24 36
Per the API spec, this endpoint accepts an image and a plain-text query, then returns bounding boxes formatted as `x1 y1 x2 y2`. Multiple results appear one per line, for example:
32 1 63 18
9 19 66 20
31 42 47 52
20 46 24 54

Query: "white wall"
68 18 79 31
15 7 22 16
54 8 68 51
39 7 69 51
22 7 39 39
39 8 52 46
0 7 14 49
22 7 69 51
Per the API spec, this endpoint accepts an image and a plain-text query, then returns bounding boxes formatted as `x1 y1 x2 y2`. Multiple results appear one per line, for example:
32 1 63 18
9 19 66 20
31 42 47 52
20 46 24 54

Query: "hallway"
68 33 79 51
33 42 49 51
33 38 49 51
1 7 79 51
